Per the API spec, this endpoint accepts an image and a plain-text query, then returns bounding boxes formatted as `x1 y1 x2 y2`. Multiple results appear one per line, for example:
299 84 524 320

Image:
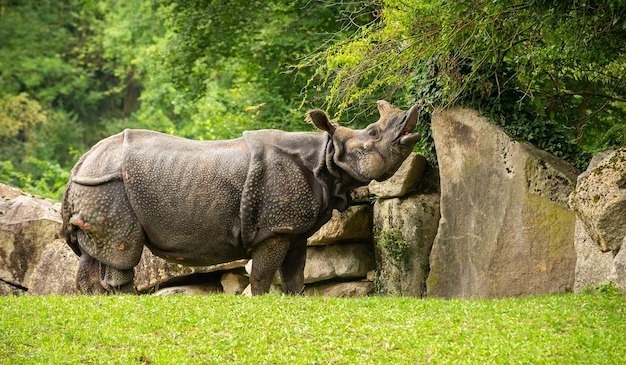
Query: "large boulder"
569 149 626 252
304 243 375 284
369 153 427 198
0 192 61 292
426 107 579 298
307 205 372 246
569 149 626 290
374 166 440 296
135 247 247 292
29 239 79 295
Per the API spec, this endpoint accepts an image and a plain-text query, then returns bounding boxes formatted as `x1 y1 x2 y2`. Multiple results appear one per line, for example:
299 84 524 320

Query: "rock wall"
4 110 625 298
372 154 440 297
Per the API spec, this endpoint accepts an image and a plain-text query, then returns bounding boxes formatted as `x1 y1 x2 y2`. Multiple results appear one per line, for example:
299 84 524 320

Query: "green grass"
1 290 625 364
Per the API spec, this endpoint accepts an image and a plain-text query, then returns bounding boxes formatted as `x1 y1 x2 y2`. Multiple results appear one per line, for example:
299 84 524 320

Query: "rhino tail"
60 146 91 257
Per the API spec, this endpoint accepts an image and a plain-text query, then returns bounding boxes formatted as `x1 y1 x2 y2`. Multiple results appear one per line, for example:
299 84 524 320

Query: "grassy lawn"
1 289 625 364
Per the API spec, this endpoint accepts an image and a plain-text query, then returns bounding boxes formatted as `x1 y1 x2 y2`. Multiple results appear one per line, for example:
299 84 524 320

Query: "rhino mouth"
398 104 421 146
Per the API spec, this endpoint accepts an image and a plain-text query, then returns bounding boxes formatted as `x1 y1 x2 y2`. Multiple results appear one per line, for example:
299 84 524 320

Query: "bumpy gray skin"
61 100 421 295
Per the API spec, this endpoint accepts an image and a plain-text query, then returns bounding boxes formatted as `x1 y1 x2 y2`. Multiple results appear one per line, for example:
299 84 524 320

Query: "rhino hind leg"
76 249 135 294
100 266 135 294
67 181 145 294
279 239 307 294
77 250 107 294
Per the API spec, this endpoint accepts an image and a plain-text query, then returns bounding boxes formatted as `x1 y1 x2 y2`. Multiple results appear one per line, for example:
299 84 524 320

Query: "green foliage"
376 228 410 266
1 292 625 364
137 0 364 140
374 228 413 295
0 159 69 200
305 0 626 169
0 93 47 163
0 0 159 171
2 0 624 196
0 93 46 139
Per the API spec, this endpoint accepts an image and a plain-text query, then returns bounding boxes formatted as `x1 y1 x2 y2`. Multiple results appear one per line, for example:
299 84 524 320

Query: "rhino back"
121 130 250 264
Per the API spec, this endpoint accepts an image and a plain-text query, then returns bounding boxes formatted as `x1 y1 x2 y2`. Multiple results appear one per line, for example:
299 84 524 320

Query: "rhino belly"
129 179 249 265
121 133 250 266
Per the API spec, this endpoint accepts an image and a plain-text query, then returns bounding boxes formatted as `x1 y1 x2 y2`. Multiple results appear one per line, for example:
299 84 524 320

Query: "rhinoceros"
60 100 421 295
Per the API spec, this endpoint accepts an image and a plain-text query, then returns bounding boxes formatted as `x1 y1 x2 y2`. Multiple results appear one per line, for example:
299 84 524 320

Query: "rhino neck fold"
240 130 352 247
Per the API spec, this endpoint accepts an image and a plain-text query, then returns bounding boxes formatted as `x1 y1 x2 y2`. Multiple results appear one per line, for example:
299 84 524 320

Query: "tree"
137 0 370 139
304 0 626 168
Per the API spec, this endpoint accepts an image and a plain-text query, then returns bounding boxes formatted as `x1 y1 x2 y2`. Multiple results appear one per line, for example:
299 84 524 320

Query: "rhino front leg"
250 235 290 295
279 239 306 294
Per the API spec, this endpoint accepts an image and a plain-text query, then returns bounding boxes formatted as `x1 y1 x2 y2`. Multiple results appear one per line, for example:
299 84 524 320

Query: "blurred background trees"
1 0 624 199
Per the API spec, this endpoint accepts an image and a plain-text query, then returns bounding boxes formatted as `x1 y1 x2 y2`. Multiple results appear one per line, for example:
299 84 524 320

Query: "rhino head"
308 100 421 183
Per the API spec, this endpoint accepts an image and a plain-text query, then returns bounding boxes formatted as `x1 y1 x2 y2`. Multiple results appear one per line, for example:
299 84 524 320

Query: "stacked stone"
569 149 626 290
369 153 440 297
301 201 376 297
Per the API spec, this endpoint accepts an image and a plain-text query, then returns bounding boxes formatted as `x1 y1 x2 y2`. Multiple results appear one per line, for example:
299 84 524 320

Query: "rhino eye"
367 127 380 138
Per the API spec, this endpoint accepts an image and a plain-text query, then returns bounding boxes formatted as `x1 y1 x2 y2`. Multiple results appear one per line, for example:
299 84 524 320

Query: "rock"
350 186 372 204
29 239 79 295
374 186 440 297
307 205 373 246
573 220 621 291
154 284 221 296
0 192 62 291
220 271 249 295
569 149 626 290
0 183 23 200
304 281 374 297
426 107 578 298
569 149 626 252
0 280 24 295
369 153 427 198
134 247 247 292
304 243 375 284
615 243 626 289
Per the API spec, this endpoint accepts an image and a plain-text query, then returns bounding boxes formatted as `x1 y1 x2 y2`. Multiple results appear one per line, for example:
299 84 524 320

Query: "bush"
0 158 69 201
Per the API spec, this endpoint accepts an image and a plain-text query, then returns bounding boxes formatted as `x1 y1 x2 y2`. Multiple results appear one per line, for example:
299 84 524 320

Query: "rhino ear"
377 100 393 116
306 109 336 135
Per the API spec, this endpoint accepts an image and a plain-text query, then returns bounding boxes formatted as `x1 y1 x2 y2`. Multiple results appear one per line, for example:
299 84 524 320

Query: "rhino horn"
376 100 394 116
